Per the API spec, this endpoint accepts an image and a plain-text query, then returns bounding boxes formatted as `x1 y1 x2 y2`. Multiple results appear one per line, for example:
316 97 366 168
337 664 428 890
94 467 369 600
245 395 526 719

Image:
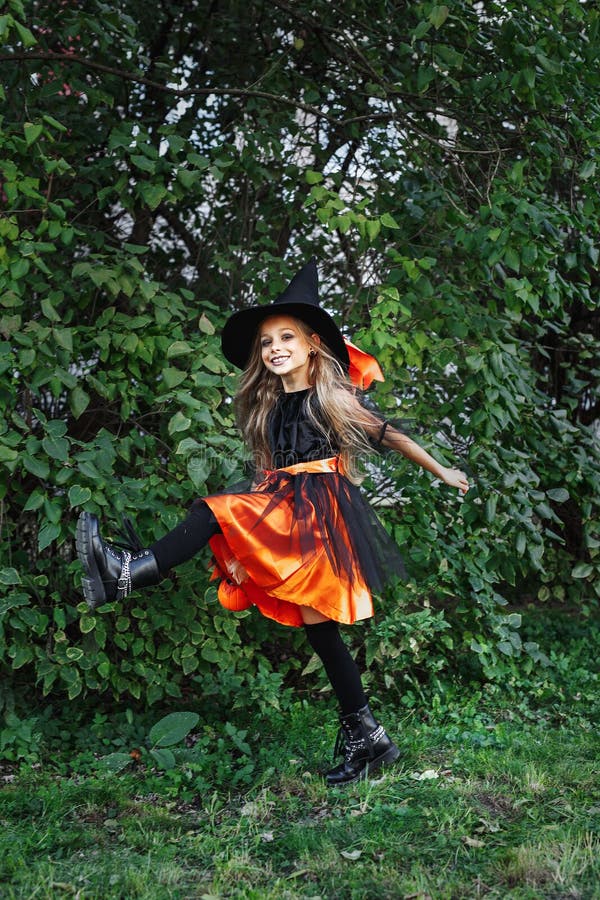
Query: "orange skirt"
203 457 404 628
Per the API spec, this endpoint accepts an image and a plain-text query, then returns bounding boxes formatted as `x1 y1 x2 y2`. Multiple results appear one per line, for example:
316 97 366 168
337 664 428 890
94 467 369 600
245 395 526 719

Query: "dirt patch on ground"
473 790 519 819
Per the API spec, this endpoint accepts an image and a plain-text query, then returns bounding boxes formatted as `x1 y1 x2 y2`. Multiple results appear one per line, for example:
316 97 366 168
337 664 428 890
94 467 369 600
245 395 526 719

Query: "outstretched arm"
382 427 469 494
353 400 470 494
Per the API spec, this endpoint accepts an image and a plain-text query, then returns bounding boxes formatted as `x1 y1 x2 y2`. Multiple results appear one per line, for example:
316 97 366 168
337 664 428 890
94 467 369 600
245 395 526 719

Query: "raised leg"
76 500 220 609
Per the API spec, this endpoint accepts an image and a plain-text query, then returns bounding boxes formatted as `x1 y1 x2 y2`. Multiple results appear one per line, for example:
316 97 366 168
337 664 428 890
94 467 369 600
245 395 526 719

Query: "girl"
76 258 469 786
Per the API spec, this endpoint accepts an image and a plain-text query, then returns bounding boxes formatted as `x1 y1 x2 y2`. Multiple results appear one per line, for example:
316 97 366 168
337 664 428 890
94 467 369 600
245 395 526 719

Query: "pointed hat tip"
274 257 319 307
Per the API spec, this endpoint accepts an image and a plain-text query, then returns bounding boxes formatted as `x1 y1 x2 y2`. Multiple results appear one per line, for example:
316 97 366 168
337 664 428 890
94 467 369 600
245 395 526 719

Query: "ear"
310 333 321 347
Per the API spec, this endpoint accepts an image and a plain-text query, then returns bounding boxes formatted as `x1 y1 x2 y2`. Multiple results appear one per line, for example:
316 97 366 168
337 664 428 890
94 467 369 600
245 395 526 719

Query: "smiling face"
259 315 319 391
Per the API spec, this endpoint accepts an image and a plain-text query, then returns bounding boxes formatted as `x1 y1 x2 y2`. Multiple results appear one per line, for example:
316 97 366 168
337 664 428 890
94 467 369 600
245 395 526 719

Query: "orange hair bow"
345 339 385 390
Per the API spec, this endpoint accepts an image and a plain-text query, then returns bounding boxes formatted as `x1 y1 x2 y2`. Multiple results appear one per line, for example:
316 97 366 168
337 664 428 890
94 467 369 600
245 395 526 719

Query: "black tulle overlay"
253 466 406 590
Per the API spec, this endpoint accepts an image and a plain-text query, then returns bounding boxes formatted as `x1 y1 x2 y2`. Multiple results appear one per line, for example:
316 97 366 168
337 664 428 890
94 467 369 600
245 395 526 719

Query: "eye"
261 337 271 347
282 333 294 340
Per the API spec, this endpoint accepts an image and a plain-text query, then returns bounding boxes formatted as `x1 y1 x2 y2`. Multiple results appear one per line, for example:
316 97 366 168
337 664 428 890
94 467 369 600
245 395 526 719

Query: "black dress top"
269 389 338 468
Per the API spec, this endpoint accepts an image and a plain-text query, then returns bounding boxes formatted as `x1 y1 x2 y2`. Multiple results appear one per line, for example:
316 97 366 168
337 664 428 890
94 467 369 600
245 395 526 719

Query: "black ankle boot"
76 511 161 609
325 704 400 787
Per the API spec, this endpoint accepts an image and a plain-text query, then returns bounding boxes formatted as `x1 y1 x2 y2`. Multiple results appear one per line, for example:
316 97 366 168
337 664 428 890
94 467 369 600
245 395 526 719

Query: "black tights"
149 502 368 717
150 499 220 573
304 621 368 716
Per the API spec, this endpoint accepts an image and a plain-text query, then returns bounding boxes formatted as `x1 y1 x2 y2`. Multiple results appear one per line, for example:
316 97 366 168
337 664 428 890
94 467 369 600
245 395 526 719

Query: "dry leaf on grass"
462 835 486 848
340 849 362 860
410 769 439 781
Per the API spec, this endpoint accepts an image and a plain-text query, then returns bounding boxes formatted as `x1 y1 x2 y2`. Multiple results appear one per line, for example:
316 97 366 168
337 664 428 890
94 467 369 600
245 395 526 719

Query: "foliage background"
0 0 598 714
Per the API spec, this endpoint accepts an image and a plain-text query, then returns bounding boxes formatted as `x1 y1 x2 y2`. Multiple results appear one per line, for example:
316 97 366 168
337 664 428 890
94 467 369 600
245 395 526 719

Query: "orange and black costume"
76 258 406 784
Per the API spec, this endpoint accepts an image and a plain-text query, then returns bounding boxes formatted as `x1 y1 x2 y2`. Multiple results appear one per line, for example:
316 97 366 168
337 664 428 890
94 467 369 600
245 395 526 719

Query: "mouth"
270 356 290 366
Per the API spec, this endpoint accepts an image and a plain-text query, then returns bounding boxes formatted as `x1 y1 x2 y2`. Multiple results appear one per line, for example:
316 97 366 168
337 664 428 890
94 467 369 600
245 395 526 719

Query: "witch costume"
76 258 407 785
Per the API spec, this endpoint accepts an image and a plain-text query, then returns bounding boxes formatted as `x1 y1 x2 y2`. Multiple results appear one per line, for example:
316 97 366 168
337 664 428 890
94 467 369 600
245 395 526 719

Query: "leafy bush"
0 0 598 713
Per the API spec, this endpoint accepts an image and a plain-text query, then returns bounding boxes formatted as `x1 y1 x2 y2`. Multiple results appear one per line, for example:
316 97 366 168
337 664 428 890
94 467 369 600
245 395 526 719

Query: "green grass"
1 700 599 900
2 609 599 898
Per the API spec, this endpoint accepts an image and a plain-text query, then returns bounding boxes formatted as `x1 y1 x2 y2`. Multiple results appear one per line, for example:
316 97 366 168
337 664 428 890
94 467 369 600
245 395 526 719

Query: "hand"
440 466 470 494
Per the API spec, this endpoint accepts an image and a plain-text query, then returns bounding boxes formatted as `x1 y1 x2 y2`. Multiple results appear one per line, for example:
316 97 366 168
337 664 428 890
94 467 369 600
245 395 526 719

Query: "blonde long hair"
235 317 374 482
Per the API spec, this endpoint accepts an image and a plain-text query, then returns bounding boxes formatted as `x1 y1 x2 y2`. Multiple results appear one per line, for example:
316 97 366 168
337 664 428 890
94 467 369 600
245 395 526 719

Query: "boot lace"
333 728 346 761
333 724 366 762
112 516 145 552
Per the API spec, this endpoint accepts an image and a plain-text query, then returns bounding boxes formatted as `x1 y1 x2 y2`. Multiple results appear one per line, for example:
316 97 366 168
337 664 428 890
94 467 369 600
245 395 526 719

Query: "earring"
309 349 316 357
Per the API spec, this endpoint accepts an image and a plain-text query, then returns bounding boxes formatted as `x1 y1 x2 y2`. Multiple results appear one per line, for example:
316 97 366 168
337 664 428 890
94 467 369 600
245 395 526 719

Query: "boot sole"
75 512 107 610
326 742 401 787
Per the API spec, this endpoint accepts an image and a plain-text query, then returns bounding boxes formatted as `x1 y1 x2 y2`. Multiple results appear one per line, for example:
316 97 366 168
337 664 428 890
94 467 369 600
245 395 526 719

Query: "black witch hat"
221 258 349 370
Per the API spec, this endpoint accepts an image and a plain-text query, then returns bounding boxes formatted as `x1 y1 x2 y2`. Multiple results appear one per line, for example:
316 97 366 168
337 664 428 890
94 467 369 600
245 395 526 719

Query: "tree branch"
1 50 510 157
0 50 344 125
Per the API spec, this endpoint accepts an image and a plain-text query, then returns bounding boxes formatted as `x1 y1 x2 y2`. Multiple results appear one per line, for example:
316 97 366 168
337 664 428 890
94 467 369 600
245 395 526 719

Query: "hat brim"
221 302 350 370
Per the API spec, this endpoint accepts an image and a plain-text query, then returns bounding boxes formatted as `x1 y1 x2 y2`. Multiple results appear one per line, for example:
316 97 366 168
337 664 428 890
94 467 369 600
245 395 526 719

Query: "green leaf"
53 328 73 352
176 168 198 189
48 420 69 439
149 747 176 770
380 212 400 229
176 437 202 454
67 680 83 700
412 19 432 39
149 711 200 748
0 445 18 465
504 248 520 272
198 313 215 335
41 297 61 322
14 20 37 48
485 495 497 523
580 160 596 181
203 354 225 374
162 367 187 389
305 170 323 184
522 67 536 88
336 214 352 234
429 5 449 29
68 484 92 507
0 567 21 585
70 387 90 419
38 522 60 552
167 340 193 358
23 454 50 479
182 655 199 675
188 456 209 489
12 647 33 668
24 122 43 146
571 562 593 579
11 258 30 279
99 752 133 772
366 219 381 242
42 436 69 462
168 411 192 435
80 614 96 634
535 52 562 75
535 502 553 520
131 155 156 173
546 488 569 503
138 182 167 210
42 114 68 133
